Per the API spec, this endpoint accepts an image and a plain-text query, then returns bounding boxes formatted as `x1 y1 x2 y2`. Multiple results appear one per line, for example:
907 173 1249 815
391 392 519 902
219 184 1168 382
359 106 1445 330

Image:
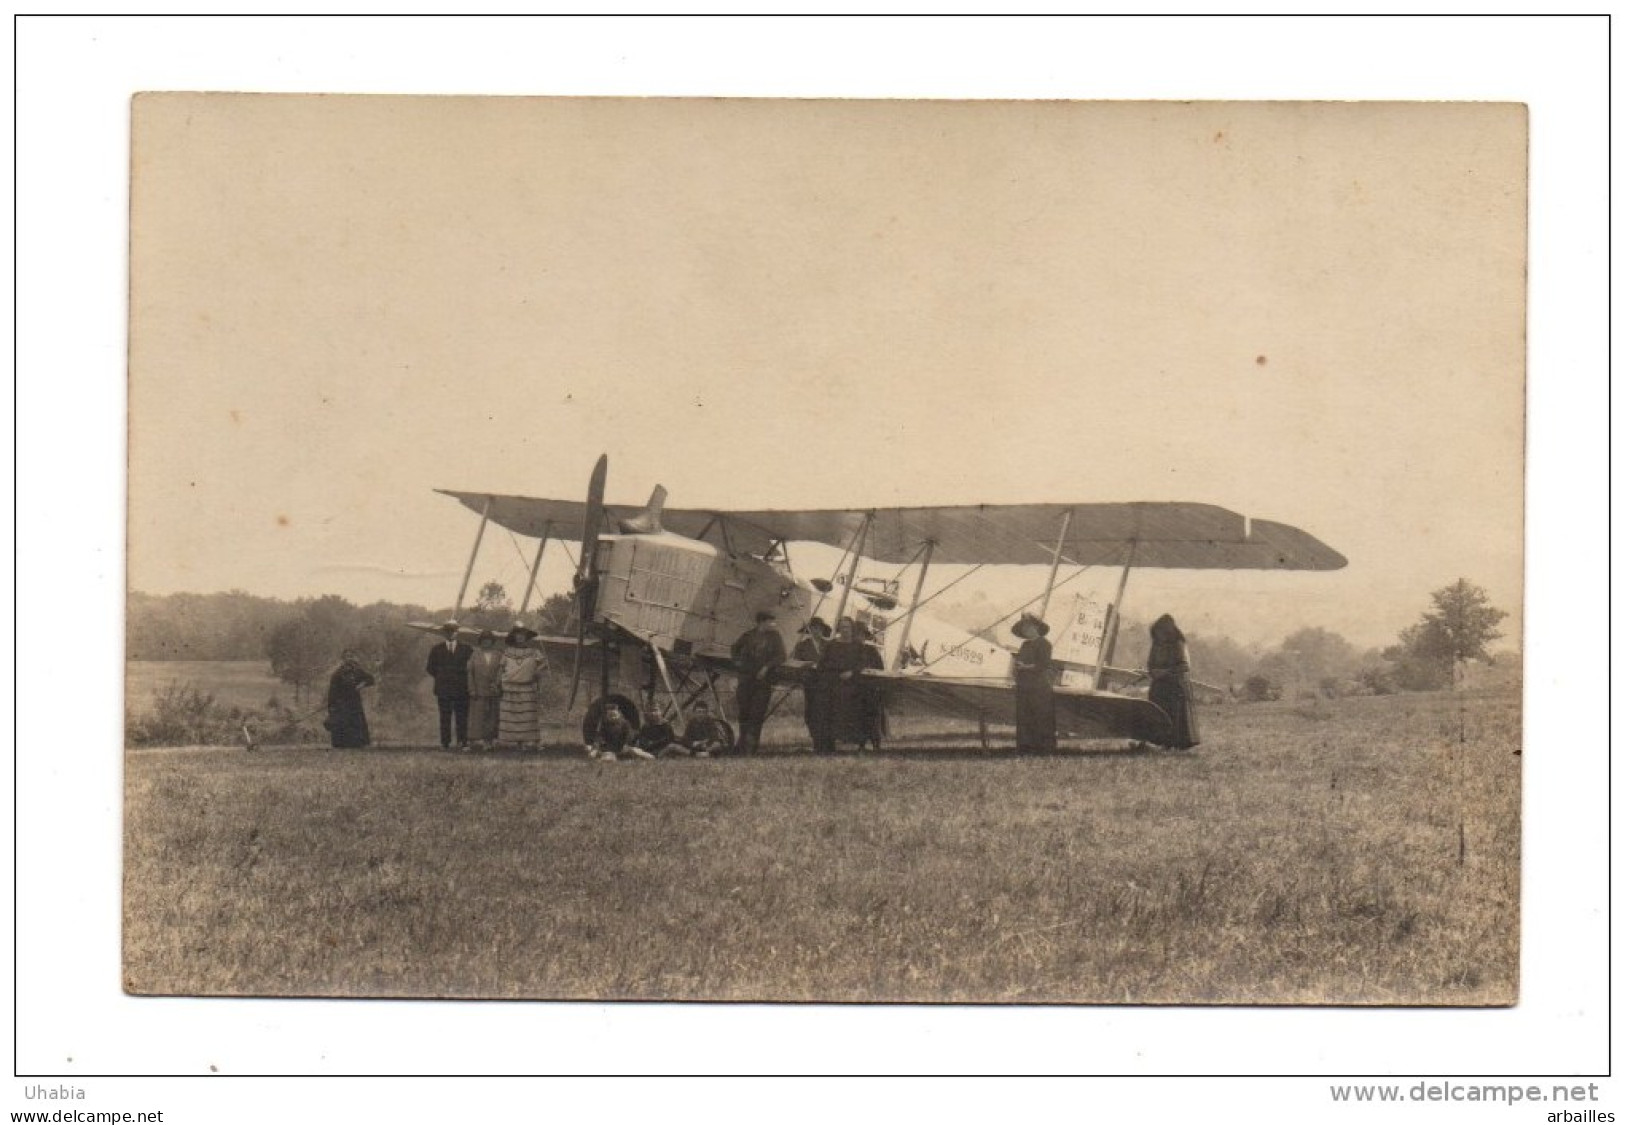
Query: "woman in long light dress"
466 630 504 749
497 623 542 750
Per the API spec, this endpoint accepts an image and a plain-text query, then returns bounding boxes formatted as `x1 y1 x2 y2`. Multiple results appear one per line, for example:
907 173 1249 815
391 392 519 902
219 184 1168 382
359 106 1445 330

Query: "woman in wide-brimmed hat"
1146 614 1201 750
1011 613 1055 752
466 629 504 750
793 616 836 754
497 622 542 750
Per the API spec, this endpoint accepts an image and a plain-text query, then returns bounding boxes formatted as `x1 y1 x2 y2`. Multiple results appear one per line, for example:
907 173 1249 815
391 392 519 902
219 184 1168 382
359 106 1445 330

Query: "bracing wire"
917 563 1097 673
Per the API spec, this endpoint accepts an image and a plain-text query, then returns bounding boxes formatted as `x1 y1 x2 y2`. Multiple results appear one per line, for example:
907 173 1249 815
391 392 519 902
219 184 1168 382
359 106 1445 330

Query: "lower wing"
781 666 1173 743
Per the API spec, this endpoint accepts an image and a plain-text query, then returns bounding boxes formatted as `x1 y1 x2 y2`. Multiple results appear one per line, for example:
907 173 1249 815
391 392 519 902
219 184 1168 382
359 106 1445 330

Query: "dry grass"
123 688 1519 1004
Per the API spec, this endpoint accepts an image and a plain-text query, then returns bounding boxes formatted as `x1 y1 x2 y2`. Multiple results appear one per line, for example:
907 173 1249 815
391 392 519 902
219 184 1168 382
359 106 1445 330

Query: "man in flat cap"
731 610 787 755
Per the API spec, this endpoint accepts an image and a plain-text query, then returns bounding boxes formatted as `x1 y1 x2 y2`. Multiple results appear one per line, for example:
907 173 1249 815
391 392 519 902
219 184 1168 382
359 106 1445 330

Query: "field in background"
124 687 1520 1004
127 660 439 746
126 661 288 712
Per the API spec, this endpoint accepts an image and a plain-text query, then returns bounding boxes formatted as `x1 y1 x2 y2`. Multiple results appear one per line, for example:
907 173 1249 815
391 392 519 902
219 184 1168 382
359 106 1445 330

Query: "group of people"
726 609 889 756
587 699 732 762
324 606 1199 755
789 614 887 754
325 620 545 751
424 620 545 751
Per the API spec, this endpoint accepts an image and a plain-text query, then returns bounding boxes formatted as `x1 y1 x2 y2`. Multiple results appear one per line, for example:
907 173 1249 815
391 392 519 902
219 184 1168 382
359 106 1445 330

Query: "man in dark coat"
1012 613 1056 753
731 610 787 755
425 620 474 749
854 621 888 751
791 616 836 754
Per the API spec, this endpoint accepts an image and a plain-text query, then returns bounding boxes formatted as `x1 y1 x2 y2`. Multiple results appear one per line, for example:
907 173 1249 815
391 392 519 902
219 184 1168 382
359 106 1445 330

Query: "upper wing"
437 491 1345 571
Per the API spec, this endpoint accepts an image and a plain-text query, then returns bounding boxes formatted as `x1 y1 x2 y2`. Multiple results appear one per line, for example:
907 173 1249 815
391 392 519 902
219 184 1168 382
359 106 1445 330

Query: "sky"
127 96 1524 652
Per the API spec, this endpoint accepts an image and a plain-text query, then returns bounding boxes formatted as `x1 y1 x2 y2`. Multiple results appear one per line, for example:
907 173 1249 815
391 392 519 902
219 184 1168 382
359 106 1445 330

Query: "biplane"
415 455 1345 750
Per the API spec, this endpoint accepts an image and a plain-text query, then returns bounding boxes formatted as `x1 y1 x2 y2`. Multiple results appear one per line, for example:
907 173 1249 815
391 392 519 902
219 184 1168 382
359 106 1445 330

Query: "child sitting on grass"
591 703 652 761
676 701 730 758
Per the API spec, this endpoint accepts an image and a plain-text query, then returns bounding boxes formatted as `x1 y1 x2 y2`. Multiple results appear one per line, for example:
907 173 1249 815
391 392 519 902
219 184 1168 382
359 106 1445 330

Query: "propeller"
568 453 609 712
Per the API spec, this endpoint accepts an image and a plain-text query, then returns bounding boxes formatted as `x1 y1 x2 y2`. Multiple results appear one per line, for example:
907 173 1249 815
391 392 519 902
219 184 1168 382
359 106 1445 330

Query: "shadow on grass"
305 741 1171 763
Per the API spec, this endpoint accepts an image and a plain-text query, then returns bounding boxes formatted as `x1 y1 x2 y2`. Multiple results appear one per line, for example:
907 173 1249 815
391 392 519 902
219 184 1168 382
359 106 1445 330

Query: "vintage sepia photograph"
121 94 1527 1008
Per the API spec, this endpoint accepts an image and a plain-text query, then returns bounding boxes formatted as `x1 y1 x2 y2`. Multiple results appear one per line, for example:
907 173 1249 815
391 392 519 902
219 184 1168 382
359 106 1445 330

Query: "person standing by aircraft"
731 610 787 755
325 649 376 749
426 621 473 749
1012 613 1056 752
498 622 542 751
1146 614 1201 750
791 616 835 754
822 617 871 752
466 630 503 750
855 621 888 751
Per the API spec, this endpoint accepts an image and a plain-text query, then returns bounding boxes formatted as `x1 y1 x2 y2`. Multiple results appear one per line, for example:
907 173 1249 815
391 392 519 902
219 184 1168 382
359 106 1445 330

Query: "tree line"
1139 578 1511 701
128 583 574 712
127 577 1512 710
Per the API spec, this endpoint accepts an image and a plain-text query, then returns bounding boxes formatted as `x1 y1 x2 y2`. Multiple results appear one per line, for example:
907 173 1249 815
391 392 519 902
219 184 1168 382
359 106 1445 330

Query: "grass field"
126 661 288 713
123 687 1519 1005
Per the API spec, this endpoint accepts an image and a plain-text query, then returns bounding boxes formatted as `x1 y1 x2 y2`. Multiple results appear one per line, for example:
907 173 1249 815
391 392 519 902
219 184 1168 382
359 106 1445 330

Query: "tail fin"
617 485 668 534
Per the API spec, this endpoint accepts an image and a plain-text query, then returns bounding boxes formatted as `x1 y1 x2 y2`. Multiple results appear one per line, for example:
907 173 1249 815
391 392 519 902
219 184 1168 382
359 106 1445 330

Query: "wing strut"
830 511 875 626
1094 541 1138 690
453 495 493 618
648 643 686 723
890 539 936 671
1036 508 1074 621
517 522 552 616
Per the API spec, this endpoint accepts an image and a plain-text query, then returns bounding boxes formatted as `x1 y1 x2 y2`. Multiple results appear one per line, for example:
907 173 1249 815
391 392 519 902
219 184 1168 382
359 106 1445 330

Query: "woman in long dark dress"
821 617 871 751
1146 614 1201 750
1011 614 1056 752
325 650 376 749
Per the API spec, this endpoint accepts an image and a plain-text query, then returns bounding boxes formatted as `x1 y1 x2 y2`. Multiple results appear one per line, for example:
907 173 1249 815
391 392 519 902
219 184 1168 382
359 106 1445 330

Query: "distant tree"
466 581 513 630
1186 632 1261 696
1257 626 1360 699
265 595 358 704
266 618 332 705
127 589 298 660
1383 579 1508 692
532 591 575 634
1354 654 1397 696
345 601 433 715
